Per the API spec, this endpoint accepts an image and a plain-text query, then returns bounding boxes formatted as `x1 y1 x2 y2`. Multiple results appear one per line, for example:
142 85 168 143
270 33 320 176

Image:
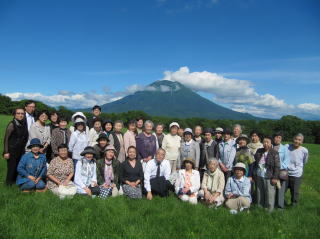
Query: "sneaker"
230 209 238 214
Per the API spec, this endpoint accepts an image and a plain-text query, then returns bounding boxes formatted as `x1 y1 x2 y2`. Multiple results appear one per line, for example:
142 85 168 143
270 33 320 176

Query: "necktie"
156 162 161 178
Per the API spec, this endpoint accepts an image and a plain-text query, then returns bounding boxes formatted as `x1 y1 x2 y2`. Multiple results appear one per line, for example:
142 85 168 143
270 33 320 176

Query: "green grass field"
0 114 319 239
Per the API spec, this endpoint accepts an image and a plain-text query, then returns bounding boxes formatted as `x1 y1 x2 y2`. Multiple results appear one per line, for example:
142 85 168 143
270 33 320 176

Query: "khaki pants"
169 160 177 174
225 196 250 211
256 176 276 211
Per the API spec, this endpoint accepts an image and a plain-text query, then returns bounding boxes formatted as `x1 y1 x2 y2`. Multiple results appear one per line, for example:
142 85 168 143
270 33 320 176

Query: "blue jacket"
278 144 290 170
16 152 47 185
225 176 252 203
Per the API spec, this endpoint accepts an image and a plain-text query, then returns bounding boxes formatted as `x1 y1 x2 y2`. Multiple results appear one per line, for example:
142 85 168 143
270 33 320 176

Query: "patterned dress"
47 157 74 190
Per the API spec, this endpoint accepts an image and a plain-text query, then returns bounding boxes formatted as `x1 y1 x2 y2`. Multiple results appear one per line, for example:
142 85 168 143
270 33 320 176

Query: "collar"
234 176 244 182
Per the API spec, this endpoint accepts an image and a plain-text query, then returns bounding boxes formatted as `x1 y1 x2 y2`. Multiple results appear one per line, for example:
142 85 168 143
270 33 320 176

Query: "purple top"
136 132 157 160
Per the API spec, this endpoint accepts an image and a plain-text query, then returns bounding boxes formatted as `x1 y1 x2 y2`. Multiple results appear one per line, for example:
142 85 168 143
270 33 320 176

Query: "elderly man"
232 124 242 147
286 133 308 206
144 148 172 200
199 159 225 208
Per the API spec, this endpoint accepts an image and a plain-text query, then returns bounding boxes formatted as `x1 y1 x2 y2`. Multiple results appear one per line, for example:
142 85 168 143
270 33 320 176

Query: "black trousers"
144 176 173 197
285 176 302 204
6 153 23 185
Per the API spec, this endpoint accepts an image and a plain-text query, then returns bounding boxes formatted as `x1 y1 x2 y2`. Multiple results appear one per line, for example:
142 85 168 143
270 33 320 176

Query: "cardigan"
175 169 200 195
96 158 120 189
179 139 200 168
201 168 225 194
254 148 280 180
120 159 144 184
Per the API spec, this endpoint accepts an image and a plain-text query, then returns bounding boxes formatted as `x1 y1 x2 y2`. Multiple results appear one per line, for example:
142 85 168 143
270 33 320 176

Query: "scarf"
104 159 114 186
81 158 95 186
205 169 220 192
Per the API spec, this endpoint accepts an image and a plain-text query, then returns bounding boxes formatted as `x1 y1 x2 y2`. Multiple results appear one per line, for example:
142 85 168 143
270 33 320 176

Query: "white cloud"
162 66 320 119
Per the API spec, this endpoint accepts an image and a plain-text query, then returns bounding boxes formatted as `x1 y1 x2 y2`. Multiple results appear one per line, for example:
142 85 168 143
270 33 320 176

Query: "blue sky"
1 0 320 118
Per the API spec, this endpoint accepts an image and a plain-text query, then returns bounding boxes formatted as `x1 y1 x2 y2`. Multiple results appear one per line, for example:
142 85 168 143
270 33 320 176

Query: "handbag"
89 186 101 196
279 169 288 181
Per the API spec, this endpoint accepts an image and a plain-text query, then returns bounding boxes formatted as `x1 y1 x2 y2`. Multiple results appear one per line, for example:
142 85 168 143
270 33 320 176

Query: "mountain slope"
96 80 258 120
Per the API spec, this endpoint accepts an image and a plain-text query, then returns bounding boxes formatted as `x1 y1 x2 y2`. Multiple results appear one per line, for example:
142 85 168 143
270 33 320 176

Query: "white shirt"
26 112 35 131
68 130 89 160
144 159 171 192
88 128 102 147
162 134 181 161
74 159 97 194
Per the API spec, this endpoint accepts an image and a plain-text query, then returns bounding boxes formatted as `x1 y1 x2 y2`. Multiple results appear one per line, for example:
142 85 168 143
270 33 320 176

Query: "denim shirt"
16 152 47 185
218 140 236 171
276 144 290 170
225 176 252 202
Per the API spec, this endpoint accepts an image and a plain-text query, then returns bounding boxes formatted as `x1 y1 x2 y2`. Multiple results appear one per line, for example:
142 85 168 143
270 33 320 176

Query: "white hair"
233 124 242 133
207 158 219 166
294 133 304 141
144 120 154 128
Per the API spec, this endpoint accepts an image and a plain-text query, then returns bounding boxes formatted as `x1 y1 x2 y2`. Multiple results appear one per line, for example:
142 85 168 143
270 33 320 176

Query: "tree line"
1 94 319 144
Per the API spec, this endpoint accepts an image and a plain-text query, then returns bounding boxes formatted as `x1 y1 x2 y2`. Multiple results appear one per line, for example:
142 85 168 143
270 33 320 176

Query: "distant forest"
1 94 319 144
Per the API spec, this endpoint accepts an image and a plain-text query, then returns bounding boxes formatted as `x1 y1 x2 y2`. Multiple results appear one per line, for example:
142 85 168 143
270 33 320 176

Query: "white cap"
74 118 86 124
215 127 224 133
184 128 193 135
71 112 87 123
169 122 180 129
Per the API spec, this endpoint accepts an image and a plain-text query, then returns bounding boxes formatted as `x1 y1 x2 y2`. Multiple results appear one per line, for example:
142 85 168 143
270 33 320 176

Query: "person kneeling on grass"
74 146 99 197
175 158 200 205
144 148 172 200
198 158 225 208
47 144 76 199
16 138 47 192
96 145 122 198
120 146 144 199
225 163 251 214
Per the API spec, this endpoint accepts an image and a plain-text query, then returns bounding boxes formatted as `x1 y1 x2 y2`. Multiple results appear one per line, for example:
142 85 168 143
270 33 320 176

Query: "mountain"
95 80 259 120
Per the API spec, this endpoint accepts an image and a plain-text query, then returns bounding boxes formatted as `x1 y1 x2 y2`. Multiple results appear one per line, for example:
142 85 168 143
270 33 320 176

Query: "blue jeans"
20 179 46 190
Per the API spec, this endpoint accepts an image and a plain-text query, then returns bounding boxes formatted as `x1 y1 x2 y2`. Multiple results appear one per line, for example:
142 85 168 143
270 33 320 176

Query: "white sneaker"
230 209 238 214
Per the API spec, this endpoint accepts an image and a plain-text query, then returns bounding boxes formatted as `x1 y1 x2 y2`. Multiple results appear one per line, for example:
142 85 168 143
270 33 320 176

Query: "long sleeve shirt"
162 134 181 162
274 144 290 170
179 139 200 168
124 130 136 156
225 176 252 202
26 121 51 149
218 140 236 171
68 130 89 160
74 159 97 194
136 133 157 160
144 159 171 192
16 152 47 185
120 159 144 184
175 169 200 195
286 144 309 177
26 112 35 131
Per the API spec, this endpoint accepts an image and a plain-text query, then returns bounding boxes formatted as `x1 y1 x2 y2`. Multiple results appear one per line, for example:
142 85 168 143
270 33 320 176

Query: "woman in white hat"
162 122 181 173
69 112 89 134
178 128 200 170
225 162 252 214
68 118 89 167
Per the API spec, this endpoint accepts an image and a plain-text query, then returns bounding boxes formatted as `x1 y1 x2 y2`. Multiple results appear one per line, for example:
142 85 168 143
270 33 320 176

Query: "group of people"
3 101 309 214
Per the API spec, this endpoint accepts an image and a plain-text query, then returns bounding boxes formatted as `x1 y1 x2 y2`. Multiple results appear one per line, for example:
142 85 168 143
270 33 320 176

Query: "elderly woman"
153 123 165 149
47 144 76 199
51 117 71 158
199 159 225 207
218 129 236 182
234 134 255 178
248 130 263 155
286 133 308 206
193 125 203 144
225 163 252 214
254 136 280 212
136 117 144 134
120 146 144 199
88 118 103 147
27 110 51 154
162 122 181 173
16 138 47 192
124 119 137 155
273 132 290 209
136 120 157 170
113 120 126 163
96 145 121 198
93 133 110 159
179 128 200 170
74 146 98 196
3 107 29 185
48 111 59 132
68 118 89 166
175 158 200 204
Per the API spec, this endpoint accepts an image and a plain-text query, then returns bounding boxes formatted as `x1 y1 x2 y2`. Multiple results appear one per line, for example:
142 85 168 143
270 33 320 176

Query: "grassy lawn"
0 114 319 239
